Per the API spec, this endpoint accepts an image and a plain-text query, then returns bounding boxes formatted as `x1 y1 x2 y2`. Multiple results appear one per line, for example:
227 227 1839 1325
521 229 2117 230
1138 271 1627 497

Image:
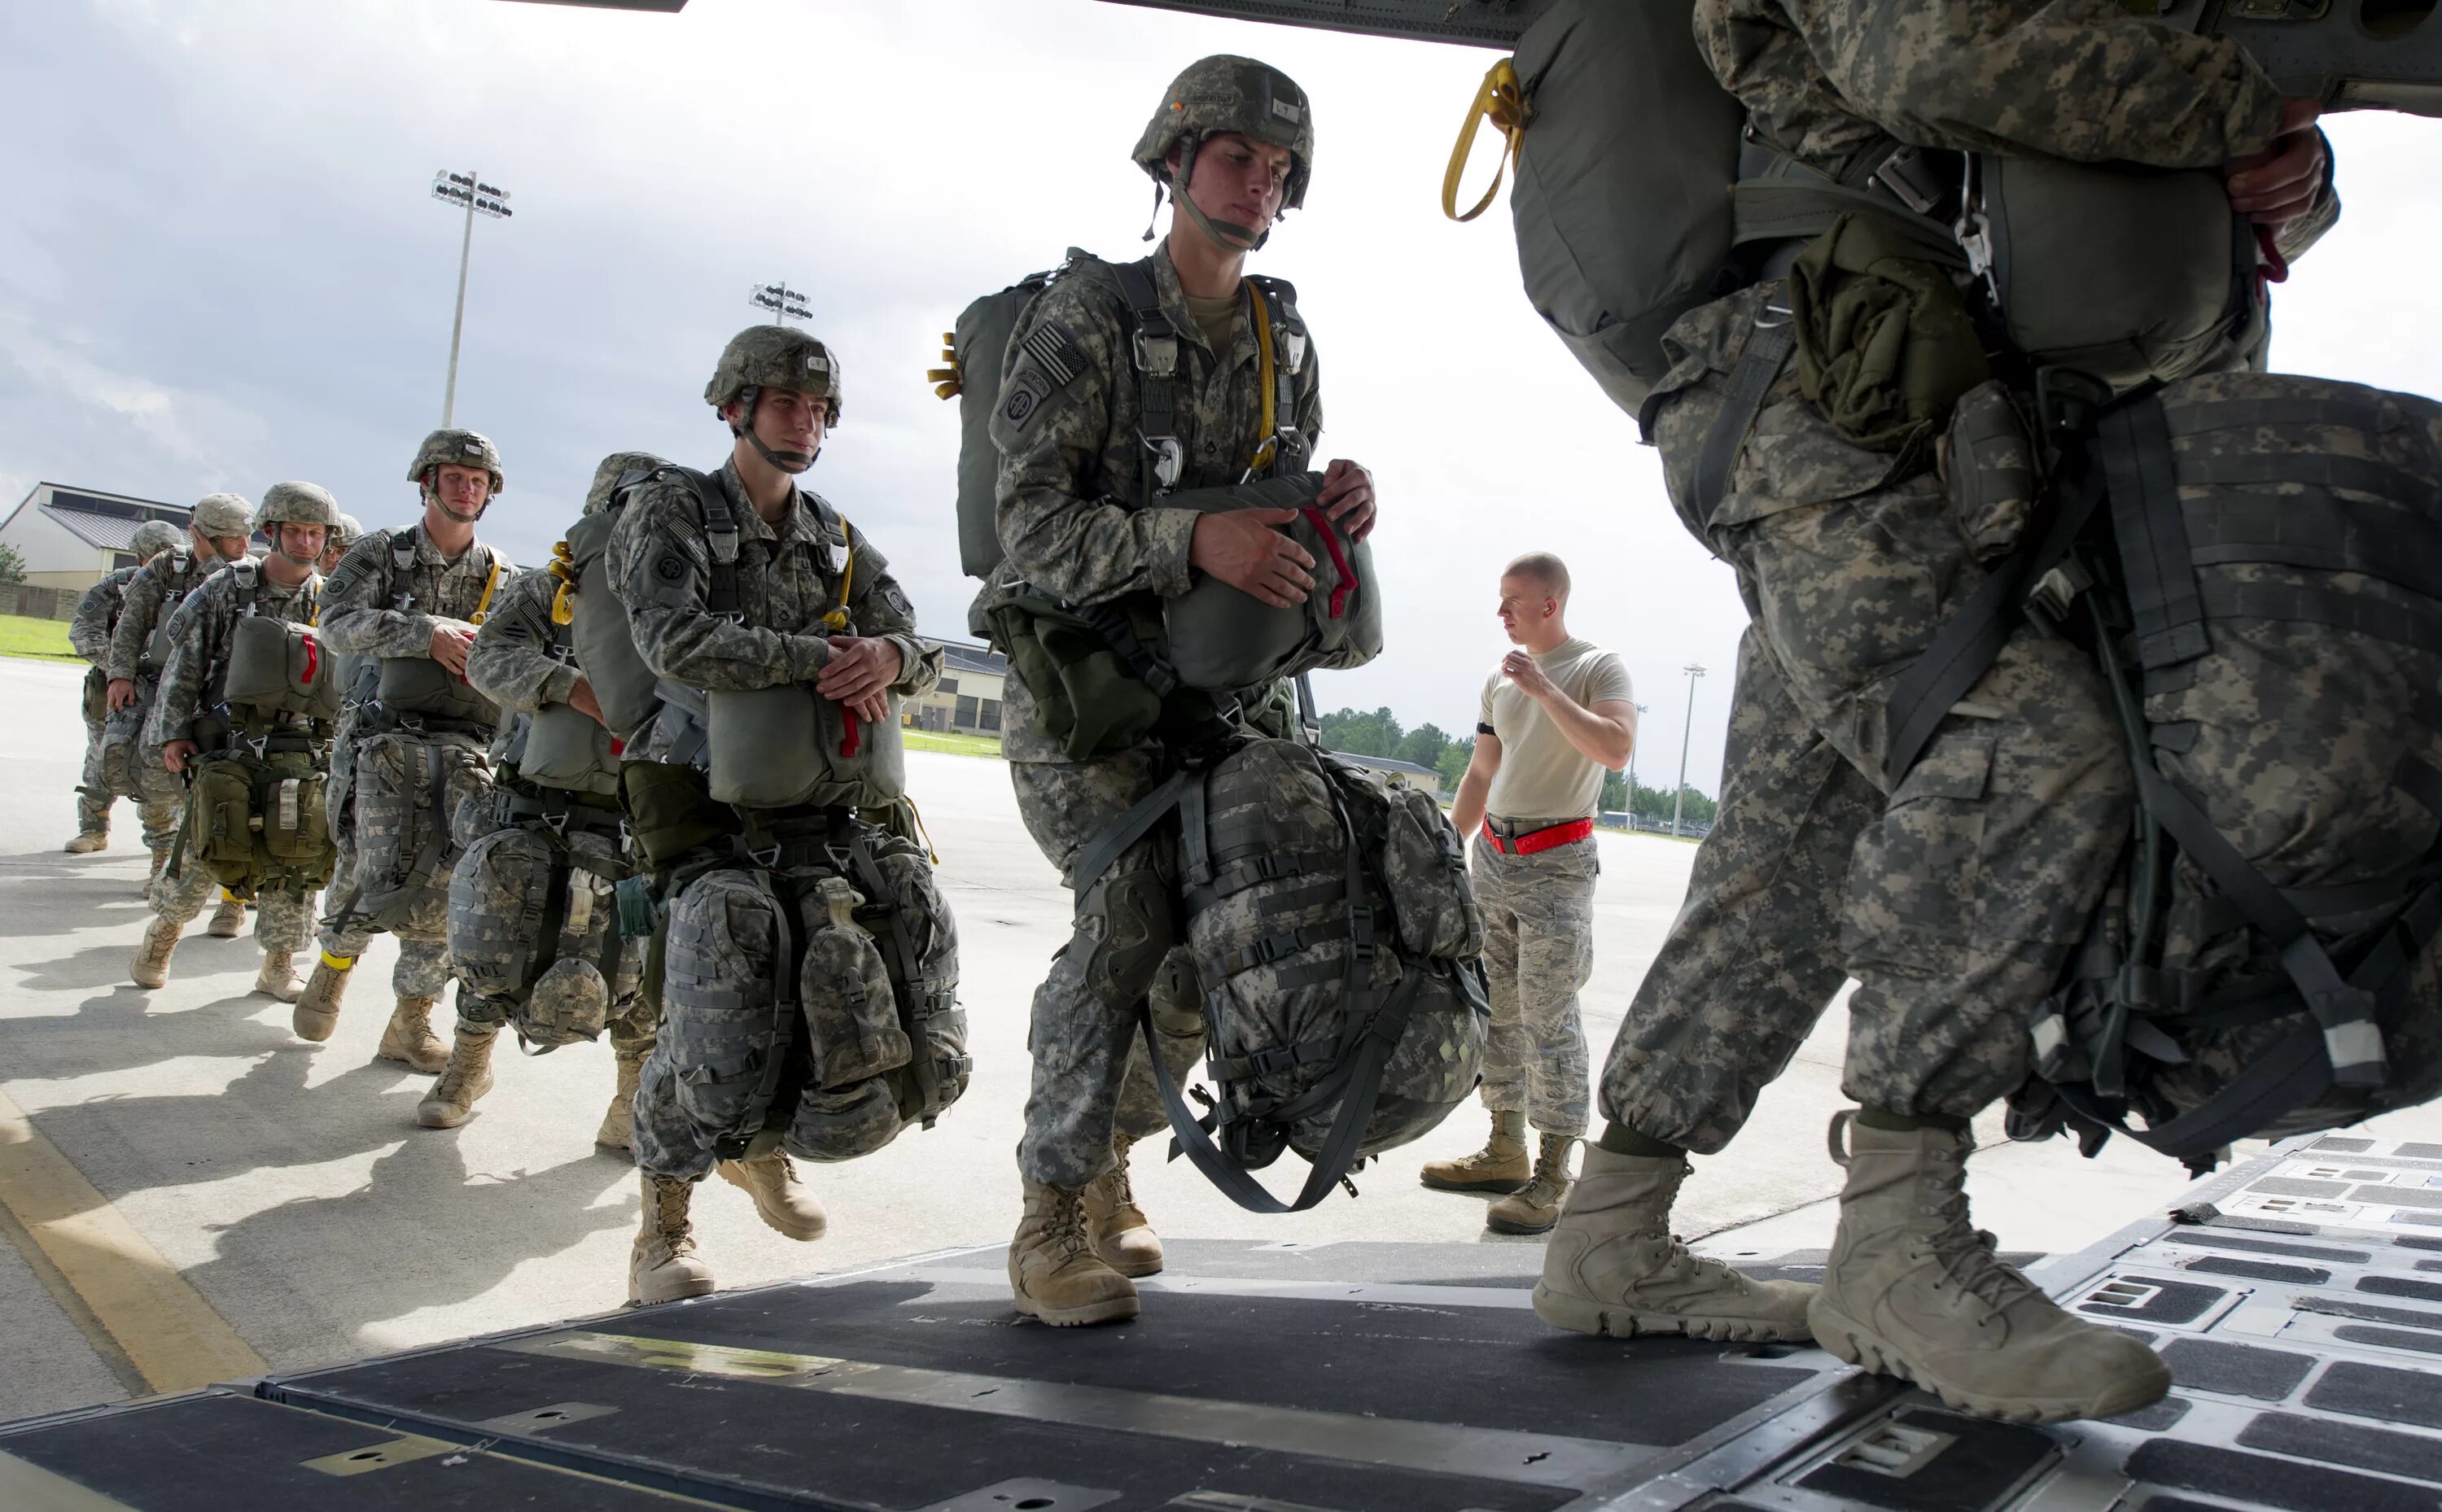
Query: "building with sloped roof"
0 483 190 591
908 640 1009 738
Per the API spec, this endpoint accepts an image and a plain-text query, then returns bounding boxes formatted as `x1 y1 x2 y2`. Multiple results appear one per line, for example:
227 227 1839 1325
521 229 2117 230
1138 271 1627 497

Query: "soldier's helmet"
407 428 505 495
191 492 256 539
129 519 184 559
331 513 363 550
584 451 671 517
1131 55 1314 211
705 327 842 426
256 482 341 529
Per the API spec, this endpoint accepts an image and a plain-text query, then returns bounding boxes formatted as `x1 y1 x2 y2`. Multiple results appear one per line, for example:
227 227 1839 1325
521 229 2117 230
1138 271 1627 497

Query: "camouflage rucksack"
1075 737 1489 1210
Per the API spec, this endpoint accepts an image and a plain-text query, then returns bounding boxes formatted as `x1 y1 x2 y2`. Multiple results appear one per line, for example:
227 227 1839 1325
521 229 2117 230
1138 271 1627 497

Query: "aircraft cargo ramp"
6 1134 2442 1512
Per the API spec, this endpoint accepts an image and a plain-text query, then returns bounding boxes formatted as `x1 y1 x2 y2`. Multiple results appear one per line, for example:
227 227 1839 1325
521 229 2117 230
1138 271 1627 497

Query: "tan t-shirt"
1481 638 1634 821
1184 289 1241 352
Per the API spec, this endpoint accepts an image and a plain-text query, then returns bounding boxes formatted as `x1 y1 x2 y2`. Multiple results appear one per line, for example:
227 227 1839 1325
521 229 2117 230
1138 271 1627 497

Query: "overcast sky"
3 0 2435 794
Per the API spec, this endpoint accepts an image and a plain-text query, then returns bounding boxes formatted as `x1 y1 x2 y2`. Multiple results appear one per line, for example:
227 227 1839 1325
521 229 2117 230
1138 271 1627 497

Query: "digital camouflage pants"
76 697 110 834
99 699 182 855
1602 286 2133 1140
1003 675 1205 1191
154 855 314 952
1472 830 1595 1137
447 815 652 1045
319 731 489 999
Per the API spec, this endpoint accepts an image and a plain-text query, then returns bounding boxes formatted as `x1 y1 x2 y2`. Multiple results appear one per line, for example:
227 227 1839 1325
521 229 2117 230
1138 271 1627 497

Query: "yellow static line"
0 1086 267 1393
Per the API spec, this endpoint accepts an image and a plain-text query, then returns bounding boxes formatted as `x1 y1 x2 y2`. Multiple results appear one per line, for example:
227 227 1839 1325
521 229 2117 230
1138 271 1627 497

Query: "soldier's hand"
106 678 137 711
567 677 606 728
853 691 891 726
162 739 198 774
1316 458 1377 544
1192 508 1315 608
816 636 903 706
2226 98 2326 230
429 621 477 675
1503 650 1558 702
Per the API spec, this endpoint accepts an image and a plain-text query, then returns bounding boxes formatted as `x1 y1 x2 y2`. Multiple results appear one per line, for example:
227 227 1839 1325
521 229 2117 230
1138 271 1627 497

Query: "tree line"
1317 706 1717 828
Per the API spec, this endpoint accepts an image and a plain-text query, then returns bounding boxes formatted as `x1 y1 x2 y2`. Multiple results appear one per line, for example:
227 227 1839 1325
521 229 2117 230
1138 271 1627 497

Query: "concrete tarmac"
2 654 2425 1423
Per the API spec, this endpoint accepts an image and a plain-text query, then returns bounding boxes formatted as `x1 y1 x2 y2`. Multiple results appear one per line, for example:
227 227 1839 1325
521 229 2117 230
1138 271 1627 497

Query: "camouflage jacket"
1705 0 2338 257
607 458 941 766
317 522 512 662
465 566 581 718
107 548 228 684
970 243 1324 624
70 563 144 668
146 562 327 755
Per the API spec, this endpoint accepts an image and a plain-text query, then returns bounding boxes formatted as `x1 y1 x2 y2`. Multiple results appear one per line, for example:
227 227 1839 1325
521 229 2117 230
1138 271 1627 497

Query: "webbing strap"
1178 776 1213 889
354 742 457 927
668 466 741 614
2100 396 2211 671
1066 771 1191 899
1111 260 1181 508
1691 311 1796 531
2179 450 2441 514
2164 394 2404 439
526 846 573 989
2182 488 2442 596
742 870 799 1143
2198 577 2442 653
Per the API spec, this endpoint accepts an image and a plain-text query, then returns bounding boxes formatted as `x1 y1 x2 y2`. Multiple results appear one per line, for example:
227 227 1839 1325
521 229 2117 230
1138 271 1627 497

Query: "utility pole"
749 282 812 326
1626 701 1649 828
1671 665 1705 837
429 171 514 426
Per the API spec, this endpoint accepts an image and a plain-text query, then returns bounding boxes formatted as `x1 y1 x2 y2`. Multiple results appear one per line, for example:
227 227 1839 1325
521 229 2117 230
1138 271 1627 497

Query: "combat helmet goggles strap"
734 384 821 474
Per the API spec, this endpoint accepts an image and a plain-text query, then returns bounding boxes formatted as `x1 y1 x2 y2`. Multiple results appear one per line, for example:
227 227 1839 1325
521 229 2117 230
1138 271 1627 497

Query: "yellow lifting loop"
1443 57 1525 224
903 794 939 865
1246 278 1279 474
821 513 857 632
929 332 961 400
551 579 575 626
469 556 505 627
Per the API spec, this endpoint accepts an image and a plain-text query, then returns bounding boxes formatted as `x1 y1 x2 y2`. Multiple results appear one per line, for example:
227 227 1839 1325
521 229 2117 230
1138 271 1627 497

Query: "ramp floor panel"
6 1138 2442 1511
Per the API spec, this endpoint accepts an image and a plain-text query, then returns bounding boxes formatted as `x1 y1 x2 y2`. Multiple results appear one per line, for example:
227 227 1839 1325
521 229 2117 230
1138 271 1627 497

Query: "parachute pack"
1072 737 1489 1211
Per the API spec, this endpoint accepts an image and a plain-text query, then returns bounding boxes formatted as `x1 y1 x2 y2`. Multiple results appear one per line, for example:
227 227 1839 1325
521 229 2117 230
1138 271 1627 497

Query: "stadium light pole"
1671 666 1705 837
749 282 812 326
430 170 514 426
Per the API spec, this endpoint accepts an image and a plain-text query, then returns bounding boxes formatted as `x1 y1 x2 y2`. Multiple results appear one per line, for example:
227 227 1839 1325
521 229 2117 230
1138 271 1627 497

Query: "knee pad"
1079 866 1176 1007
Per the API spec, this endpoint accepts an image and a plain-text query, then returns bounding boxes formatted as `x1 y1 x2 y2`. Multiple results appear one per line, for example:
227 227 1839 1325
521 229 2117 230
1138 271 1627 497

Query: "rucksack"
1073 737 1489 1210
937 259 1070 578
559 457 669 745
1894 370 2442 1169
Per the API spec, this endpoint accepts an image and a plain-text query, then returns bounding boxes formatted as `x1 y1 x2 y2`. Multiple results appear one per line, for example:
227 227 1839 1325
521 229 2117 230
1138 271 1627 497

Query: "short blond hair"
1503 552 1570 601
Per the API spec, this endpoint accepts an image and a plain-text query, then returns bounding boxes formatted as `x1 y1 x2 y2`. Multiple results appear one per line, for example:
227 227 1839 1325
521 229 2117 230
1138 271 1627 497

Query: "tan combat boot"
207 891 247 938
377 994 450 1073
254 950 303 1003
416 1026 499 1129
1809 1112 2171 1424
596 1038 649 1151
129 916 182 990
717 1151 826 1240
1419 1108 1530 1193
292 953 353 1041
64 829 107 854
1488 1132 1578 1235
1079 1134 1163 1278
629 1175 717 1306
1534 1144 1817 1341
1009 1178 1140 1326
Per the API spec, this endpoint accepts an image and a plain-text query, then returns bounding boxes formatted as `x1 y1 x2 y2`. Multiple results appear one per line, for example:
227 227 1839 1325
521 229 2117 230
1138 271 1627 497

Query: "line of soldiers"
51 0 2345 1432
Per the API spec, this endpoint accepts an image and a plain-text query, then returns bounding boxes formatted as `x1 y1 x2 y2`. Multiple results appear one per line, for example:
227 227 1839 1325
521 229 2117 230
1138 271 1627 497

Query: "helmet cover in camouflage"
256 481 340 529
1132 55 1314 212
129 519 184 559
584 451 671 517
704 326 843 424
514 959 612 1049
407 428 505 493
331 513 363 549
191 492 256 539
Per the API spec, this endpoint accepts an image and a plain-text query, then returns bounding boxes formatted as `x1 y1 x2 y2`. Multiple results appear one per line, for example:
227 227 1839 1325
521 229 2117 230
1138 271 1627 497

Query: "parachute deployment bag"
1161 473 1383 693
223 612 341 722
1074 738 1488 1213
561 504 664 745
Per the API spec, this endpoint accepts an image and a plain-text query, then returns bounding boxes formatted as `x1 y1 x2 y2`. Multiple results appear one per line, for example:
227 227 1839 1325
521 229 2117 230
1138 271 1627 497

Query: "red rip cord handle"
841 709 862 759
1298 506 1355 620
301 633 319 686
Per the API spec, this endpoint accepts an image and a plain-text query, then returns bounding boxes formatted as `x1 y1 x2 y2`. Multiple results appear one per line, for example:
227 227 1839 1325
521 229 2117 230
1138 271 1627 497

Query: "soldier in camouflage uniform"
300 430 513 1074
1533 0 2339 1423
427 526 647 1138
64 519 185 854
610 327 943 1305
129 484 341 999
106 495 256 909
319 513 361 576
970 56 1379 1327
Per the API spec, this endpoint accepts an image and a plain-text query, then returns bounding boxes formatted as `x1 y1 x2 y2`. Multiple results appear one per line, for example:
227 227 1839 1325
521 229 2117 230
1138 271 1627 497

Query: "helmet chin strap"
423 472 490 522
738 388 817 473
1172 160 1267 253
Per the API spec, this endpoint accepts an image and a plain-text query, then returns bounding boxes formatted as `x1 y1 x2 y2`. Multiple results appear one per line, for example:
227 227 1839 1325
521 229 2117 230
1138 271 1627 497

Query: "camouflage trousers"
99 703 183 854
319 731 489 999
153 857 313 953
447 811 650 1043
1003 675 1204 1190
1606 286 2133 1129
77 703 111 833
1472 828 1595 1137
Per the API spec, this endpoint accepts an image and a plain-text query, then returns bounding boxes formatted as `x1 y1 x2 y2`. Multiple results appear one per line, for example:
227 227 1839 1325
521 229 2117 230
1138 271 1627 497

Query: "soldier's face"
1496 576 1550 643
204 533 249 562
429 463 492 521
741 387 828 469
274 523 326 566
318 541 345 572
1179 133 1292 239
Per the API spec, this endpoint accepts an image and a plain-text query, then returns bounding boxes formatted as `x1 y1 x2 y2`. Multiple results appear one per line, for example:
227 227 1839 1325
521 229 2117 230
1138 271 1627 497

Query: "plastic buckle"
1867 146 1943 216
2034 368 2110 442
707 529 739 566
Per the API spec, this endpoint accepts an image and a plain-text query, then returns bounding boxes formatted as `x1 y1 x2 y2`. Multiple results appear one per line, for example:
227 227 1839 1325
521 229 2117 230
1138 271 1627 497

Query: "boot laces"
652 1182 698 1255
1915 1144 2037 1313
1045 1187 1095 1260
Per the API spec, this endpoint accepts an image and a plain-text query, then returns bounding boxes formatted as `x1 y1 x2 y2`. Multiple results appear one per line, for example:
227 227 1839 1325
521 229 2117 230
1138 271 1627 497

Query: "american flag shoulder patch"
1017 322 1086 387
